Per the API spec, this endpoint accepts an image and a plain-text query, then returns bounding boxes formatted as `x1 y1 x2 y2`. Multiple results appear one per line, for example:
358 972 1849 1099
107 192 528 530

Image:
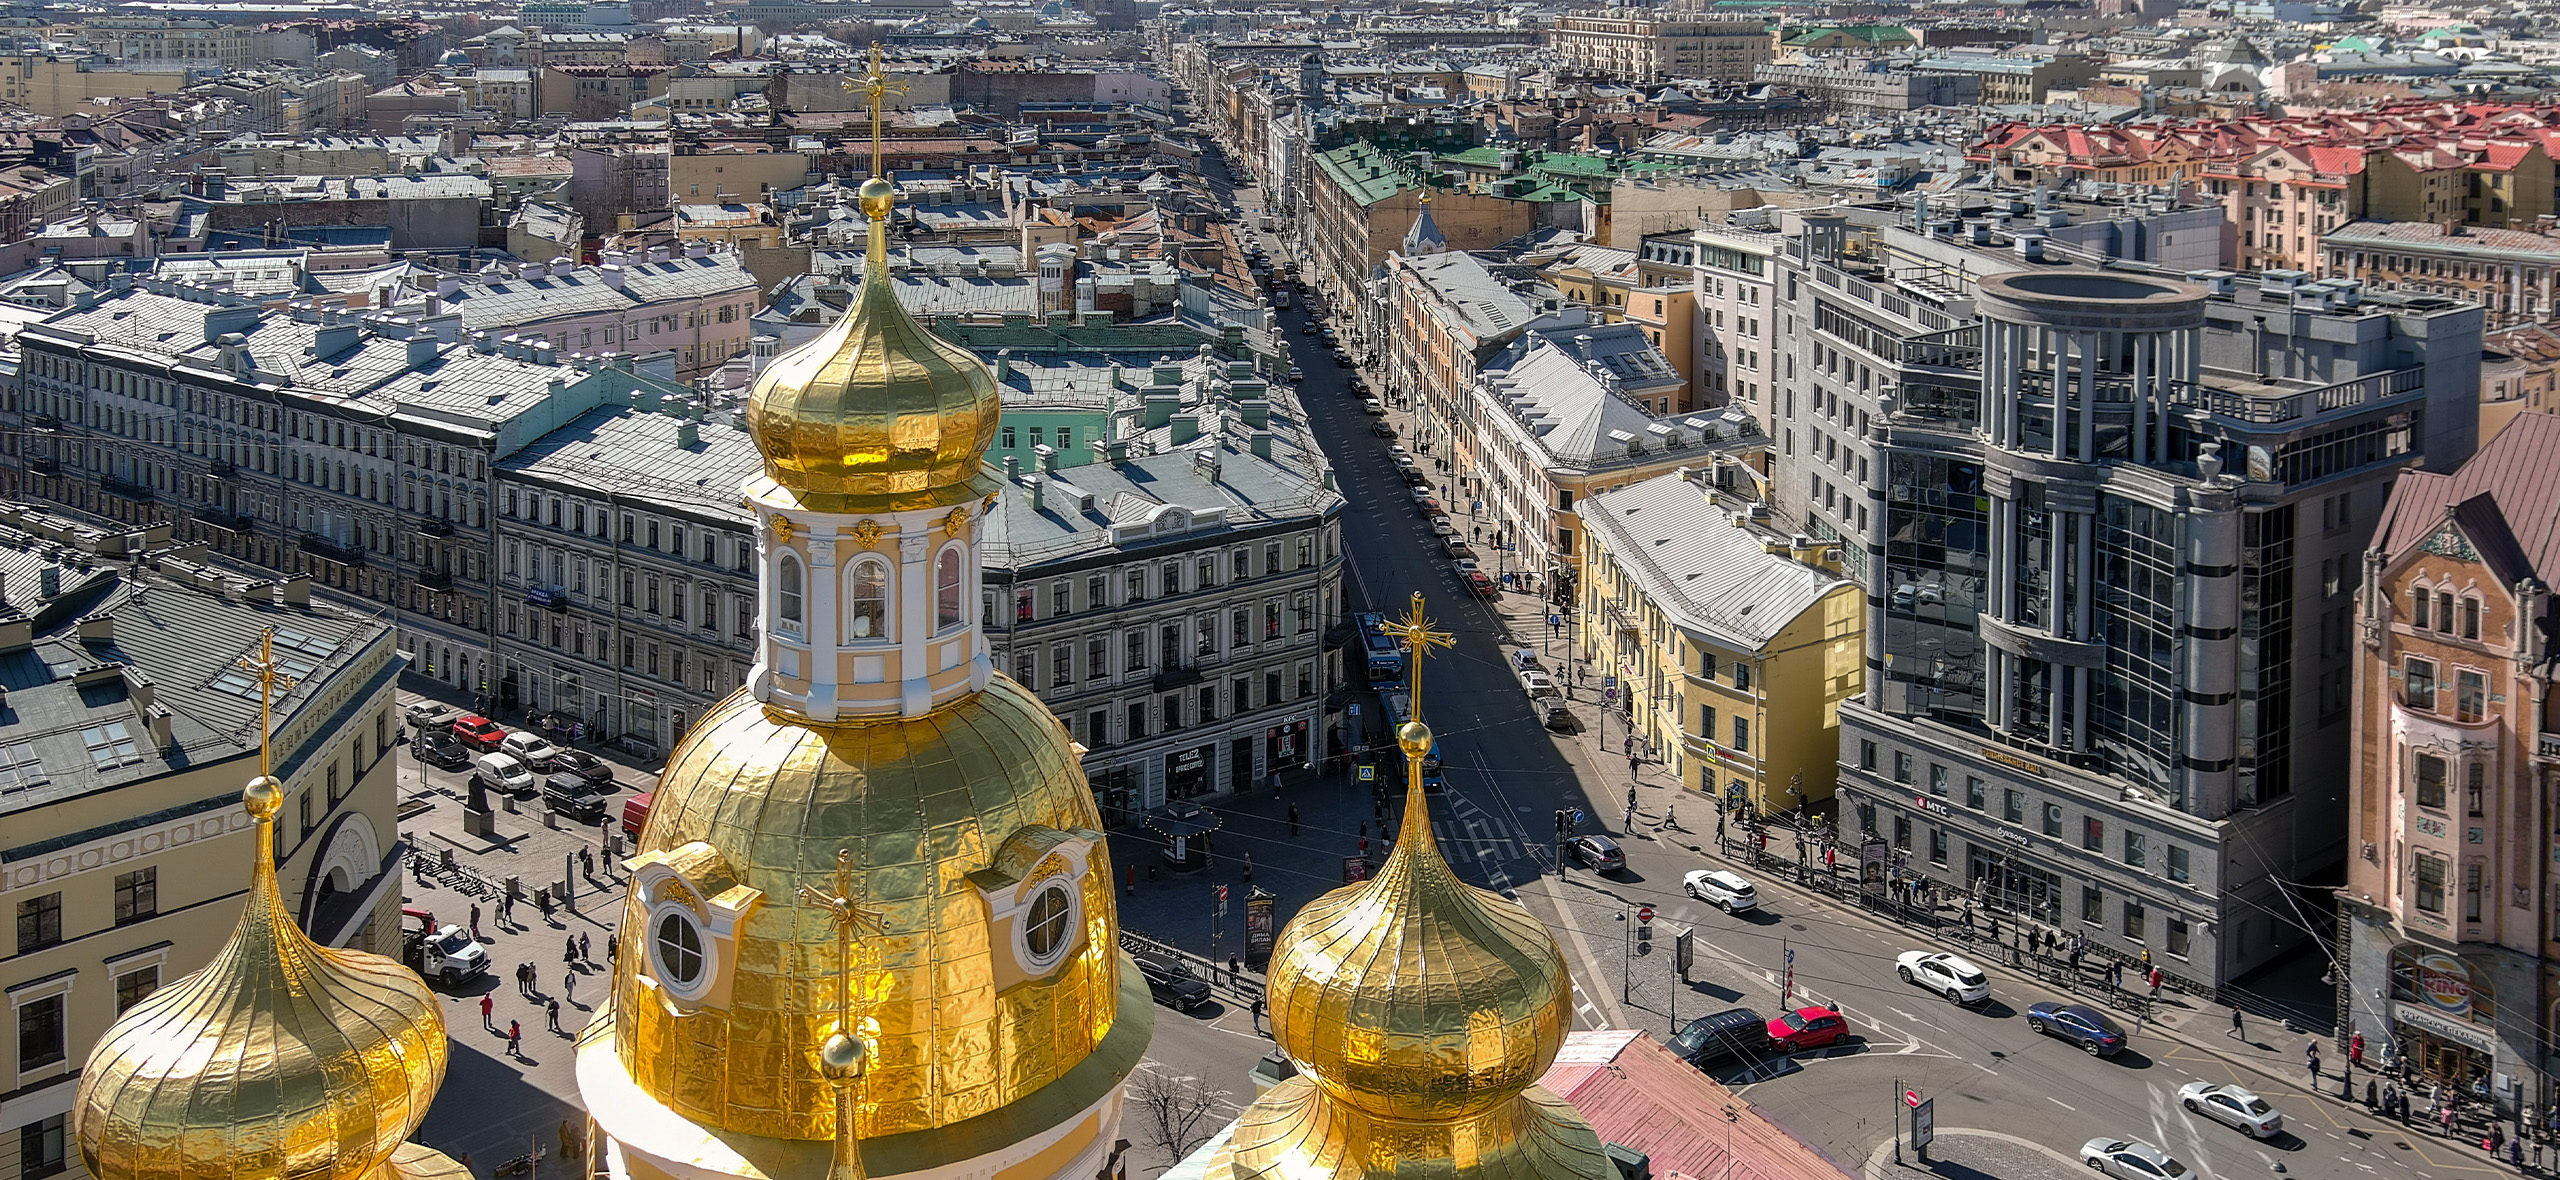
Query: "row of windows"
2401 657 2490 724
1885 814 2197 958
505 492 743 570
1069 661 1320 748
1858 740 2193 884
2407 587 2484 641
1003 536 1325 624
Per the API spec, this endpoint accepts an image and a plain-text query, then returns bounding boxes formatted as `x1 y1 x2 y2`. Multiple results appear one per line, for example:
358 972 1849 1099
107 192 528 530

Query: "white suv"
1894 950 1989 1004
1683 870 1758 913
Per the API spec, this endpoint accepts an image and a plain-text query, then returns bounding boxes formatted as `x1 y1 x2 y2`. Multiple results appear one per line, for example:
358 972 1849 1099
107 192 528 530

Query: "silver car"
2177 1081 2282 1138
2078 1138 2193 1180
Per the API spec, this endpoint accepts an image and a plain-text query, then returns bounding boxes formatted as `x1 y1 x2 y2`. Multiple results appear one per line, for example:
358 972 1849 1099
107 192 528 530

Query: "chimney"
408 332 440 368
1022 475 1044 511
994 348 1011 381
1003 455 1021 481
279 575 311 606
599 264 626 289
1170 412 1200 446
144 704 171 748
1034 443 1059 473
1143 388 1178 429
1249 430 1273 460
676 420 700 448
1194 447 1222 483
75 614 112 643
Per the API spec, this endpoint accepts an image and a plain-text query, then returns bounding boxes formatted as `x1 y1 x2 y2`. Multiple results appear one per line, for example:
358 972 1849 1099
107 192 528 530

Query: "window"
2411 588 2431 629
1966 777 1985 810
1859 740 1876 771
1022 883 1074 965
2167 845 2190 883
2414 853 2448 913
114 867 156 925
2122 900 2146 942
1892 815 1910 849
2438 591 2454 633
1088 573 1107 609
2083 816 2105 851
1928 826 1947 866
1161 693 1181 731
777 555 803 626
2042 802 2063 837
1732 717 1749 752
1892 751 1912 783
1701 705 1718 738
2165 916 2189 958
82 721 140 770
1126 569 1146 603
20 1113 65 1179
1929 764 1948 797
2082 886 2103 923
2416 753 2448 809
1734 662 1752 692
16 892 60 952
2404 657 2435 710
1126 701 1147 741
652 909 706 988
114 965 158 1014
2125 832 2148 869
1087 637 1107 680
2003 789 2024 824
1051 581 1070 616
18 992 64 1070
936 548 963 629
2464 862 2485 922
2461 596 2481 640
2457 669 2486 723
848 559 888 639
1014 650 1036 684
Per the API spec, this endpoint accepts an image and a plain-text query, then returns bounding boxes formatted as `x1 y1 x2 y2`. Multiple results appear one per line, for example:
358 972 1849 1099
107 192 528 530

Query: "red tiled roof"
1540 1031 1856 1180
2374 413 2560 588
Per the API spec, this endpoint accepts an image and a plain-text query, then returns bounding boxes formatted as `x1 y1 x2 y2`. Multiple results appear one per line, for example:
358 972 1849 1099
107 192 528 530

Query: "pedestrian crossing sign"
1358 765 1375 782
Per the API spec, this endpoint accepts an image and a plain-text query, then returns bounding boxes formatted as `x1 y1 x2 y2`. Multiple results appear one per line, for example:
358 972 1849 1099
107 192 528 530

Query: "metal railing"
2168 367 2426 425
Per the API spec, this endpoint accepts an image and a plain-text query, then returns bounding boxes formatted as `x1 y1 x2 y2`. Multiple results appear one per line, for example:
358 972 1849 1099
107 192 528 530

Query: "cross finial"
237 629 299 777
1378 591 1454 717
802 848 890 1179
854 43 909 183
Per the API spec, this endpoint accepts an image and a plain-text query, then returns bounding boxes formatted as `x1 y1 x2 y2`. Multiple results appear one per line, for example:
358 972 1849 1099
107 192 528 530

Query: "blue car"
2026 1001 2128 1057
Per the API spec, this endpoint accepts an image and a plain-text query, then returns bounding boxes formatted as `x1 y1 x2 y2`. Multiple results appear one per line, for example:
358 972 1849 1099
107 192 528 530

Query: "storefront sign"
1980 747 2047 777
1992 827 2033 849
2395 1002 2496 1055
2410 951 2475 1018
1245 889 1276 964
1860 839 1888 900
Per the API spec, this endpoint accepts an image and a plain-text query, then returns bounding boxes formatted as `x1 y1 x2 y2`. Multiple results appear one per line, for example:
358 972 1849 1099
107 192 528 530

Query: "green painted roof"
1314 141 1419 207
1783 24 1913 45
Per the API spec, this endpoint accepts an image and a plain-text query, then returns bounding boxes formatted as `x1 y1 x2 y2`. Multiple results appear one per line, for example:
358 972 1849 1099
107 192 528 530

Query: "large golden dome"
746 178 1003 513
75 777 451 1180
1263 721 1572 1118
613 675 1137 1147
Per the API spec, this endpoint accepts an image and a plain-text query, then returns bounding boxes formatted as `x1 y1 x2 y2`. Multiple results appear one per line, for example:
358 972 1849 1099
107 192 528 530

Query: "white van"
472 752 536 796
500 730 562 770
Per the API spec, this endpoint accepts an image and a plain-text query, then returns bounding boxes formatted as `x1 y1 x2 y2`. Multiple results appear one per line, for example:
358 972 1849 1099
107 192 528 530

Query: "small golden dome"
1261 732 1573 1122
746 178 1001 513
75 782 448 1180
615 676 1131 1145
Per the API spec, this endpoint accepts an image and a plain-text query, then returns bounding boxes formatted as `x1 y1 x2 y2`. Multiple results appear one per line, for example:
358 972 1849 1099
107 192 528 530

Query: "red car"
451 714 506 752
1465 571 1500 598
1767 1006 1848 1052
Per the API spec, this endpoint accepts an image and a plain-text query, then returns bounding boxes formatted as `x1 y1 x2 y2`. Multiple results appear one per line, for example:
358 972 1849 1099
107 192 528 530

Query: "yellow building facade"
1578 471 1862 819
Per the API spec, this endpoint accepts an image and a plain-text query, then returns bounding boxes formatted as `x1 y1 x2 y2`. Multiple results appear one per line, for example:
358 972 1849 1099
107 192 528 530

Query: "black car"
1668 1007 1771 1069
1372 422 1398 439
1136 953 1214 1011
542 774 609 821
542 748 616 787
414 730 471 770
1298 323 1316 335
2025 1001 2128 1056
1568 834 1624 872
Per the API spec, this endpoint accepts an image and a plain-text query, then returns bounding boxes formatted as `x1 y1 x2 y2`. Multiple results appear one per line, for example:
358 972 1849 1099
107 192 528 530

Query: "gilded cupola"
1209 596 1612 1180
74 636 460 1180
745 112 1003 514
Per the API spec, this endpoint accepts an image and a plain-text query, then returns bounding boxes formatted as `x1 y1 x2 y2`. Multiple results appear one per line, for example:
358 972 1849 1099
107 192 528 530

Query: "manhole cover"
2394 1142 2411 1151
1790 924 1808 932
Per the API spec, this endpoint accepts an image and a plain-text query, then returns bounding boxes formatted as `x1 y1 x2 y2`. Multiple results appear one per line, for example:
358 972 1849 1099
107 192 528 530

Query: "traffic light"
1554 809 1569 834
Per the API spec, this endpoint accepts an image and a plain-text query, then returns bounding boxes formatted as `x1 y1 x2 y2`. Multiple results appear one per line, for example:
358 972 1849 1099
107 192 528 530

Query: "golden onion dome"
75 777 450 1180
746 176 1002 514
614 675 1132 1145
1261 719 1574 1122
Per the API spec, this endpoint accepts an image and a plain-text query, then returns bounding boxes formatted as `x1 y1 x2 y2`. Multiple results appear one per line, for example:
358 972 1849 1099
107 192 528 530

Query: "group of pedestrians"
475 913 617 1060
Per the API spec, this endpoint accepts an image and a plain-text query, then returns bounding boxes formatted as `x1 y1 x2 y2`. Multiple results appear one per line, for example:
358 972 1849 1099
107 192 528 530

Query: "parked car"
1299 323 1317 335
1400 469 1430 486
1286 366 1304 382
1666 1007 1770 1069
2176 1081 2283 1138
1451 558 1480 576
1362 398 1387 415
1766 1006 1848 1052
500 730 563 769
1541 700 1578 731
1409 487 1435 503
471 752 537 797
1509 648 1545 673
451 714 506 751
2078 1139 2192 1180
400 909 491 988
1682 869 1759 913
1372 422 1398 439
544 748 616 787
1465 571 1499 598
1519 670 1559 698
2025 1001 2128 1056
1136 953 1214 1011
404 702 463 735
1429 518 1457 537
1894 950 1990 1004
621 792 654 840
1445 539 1477 560
414 730 472 770
542 774 610 822
1319 327 1338 344
1568 834 1624 872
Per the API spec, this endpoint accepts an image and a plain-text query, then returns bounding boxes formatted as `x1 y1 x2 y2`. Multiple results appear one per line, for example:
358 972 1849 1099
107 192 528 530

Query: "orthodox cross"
800 848 890 1050
852 43 908 181
238 629 298 776
1378 591 1454 717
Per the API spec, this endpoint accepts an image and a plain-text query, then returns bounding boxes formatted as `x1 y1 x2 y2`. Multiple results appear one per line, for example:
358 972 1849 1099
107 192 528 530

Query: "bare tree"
1127 1068 1230 1165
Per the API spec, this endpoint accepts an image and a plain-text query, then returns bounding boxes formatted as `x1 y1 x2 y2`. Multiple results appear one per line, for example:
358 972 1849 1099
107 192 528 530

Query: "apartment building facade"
2341 412 2560 1120
1546 13 1773 83
2322 219 2560 329
1785 214 2486 988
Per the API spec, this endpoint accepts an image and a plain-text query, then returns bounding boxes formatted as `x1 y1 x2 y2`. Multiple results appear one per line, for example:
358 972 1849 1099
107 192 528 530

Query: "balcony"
27 457 57 475
2538 732 2560 763
2166 366 2426 426
208 458 235 477
416 569 453 590
298 533 367 567
1151 663 1207 692
26 413 57 431
100 475 156 502
417 518 454 538
196 508 252 533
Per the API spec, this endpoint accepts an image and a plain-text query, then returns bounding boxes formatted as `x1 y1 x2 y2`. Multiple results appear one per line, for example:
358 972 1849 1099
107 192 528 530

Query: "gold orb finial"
1397 720 1432 759
857 176 895 221
242 775 283 820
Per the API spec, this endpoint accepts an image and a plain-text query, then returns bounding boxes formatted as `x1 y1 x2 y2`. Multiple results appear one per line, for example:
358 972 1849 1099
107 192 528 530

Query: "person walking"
2307 1042 2323 1087
2147 966 2164 1000
565 971 577 1005
1227 954 1242 987
1287 803 1300 838
505 1020 522 1059
2229 1008 2246 1040
2350 1030 2366 1070
480 993 495 1030
1662 803 1678 831
607 932 618 968
565 934 580 968
469 903 482 940
1242 852 1253 882
1251 996 1267 1035
579 847 594 879
2444 1102 2461 1138
546 997 562 1035
580 931 592 964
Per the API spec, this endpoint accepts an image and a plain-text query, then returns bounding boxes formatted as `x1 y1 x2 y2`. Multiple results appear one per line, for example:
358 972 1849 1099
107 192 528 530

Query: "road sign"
1358 765 1376 782
1785 948 1795 966
1636 906 1654 924
1348 703 1361 716
1216 885 1229 918
1570 808 1585 825
1910 1098 1935 1152
1905 1089 1921 1109
1673 927 1694 978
